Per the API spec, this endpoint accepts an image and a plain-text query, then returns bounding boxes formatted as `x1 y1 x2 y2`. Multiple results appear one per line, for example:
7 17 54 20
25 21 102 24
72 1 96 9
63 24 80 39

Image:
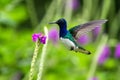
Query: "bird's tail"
75 46 91 55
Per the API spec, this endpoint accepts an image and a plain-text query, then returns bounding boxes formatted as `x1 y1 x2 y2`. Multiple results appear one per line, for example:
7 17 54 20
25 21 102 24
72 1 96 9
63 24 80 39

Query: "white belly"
60 37 76 50
60 38 90 54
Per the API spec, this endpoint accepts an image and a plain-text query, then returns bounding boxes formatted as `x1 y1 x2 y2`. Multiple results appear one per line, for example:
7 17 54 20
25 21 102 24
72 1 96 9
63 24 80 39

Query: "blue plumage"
55 18 68 37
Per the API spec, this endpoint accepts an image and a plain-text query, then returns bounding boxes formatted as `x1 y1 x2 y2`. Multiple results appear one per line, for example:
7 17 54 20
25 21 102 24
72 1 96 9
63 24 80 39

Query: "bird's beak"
49 21 57 24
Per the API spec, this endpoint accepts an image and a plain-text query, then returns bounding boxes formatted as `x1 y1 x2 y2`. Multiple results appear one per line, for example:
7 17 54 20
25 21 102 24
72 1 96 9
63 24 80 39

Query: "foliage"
0 0 120 80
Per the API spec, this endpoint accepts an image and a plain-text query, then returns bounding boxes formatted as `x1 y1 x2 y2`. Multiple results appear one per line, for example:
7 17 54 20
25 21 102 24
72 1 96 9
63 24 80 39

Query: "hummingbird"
49 18 107 55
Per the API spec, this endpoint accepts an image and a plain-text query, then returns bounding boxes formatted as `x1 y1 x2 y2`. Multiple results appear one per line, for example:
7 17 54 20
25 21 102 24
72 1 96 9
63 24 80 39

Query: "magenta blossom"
98 45 110 64
71 0 79 10
77 35 90 45
67 0 79 10
114 43 120 58
40 36 47 44
91 77 98 80
32 33 42 42
93 27 101 36
48 27 59 44
92 26 101 41
32 33 46 44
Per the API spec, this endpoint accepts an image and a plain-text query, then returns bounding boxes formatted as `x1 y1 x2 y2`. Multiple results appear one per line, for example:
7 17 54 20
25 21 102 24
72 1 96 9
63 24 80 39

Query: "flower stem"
64 0 73 22
29 40 40 80
26 0 38 27
37 26 48 80
87 34 108 80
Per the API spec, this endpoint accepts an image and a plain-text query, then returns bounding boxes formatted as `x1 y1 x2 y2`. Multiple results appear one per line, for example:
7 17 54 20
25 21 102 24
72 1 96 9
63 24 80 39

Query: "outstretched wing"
69 20 107 39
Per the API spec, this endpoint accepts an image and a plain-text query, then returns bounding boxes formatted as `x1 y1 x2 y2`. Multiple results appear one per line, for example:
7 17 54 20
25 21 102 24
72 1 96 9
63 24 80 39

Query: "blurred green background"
0 0 120 80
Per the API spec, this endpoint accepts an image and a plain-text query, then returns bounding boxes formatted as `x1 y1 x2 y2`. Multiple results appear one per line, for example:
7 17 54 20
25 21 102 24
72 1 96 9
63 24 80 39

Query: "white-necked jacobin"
49 18 107 55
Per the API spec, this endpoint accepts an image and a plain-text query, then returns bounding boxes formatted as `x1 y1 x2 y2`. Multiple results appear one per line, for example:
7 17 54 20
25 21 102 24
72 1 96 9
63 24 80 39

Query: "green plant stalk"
116 65 120 80
29 40 40 80
26 0 38 27
82 0 92 21
5 0 23 11
55 0 63 19
87 34 108 80
100 0 111 18
37 26 48 80
64 0 73 22
35 0 56 32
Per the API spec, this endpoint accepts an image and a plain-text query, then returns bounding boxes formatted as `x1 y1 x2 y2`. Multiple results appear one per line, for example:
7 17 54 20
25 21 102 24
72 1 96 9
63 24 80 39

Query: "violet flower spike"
92 26 101 41
48 28 59 44
71 0 79 10
32 33 41 42
98 45 110 64
38 33 43 39
67 0 79 10
77 35 89 45
93 27 101 36
40 36 47 44
90 77 98 80
114 43 120 59
32 33 47 44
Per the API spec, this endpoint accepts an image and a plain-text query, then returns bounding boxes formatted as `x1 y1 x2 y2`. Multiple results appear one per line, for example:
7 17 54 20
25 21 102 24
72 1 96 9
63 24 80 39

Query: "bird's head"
49 18 67 27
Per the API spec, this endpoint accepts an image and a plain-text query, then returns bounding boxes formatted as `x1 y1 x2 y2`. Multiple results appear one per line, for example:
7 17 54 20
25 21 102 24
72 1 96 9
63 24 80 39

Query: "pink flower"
40 36 47 44
91 77 98 80
48 28 59 44
71 0 80 10
32 33 41 42
77 35 90 45
114 43 120 58
92 26 101 41
32 33 46 44
67 0 80 10
93 27 101 36
98 45 110 64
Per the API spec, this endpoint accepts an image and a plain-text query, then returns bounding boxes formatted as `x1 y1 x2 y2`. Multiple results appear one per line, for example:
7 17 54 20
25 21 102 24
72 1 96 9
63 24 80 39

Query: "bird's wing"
69 20 107 39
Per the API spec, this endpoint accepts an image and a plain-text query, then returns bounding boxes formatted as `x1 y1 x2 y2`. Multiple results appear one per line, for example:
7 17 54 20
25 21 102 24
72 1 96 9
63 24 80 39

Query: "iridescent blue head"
49 18 67 27
56 18 67 27
49 18 68 37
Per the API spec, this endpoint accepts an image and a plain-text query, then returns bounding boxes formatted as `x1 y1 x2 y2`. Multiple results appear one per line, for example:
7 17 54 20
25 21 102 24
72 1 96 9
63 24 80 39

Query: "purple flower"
67 0 79 10
32 33 42 42
92 26 101 41
90 77 98 80
77 35 89 45
32 33 46 44
98 45 110 64
93 27 101 36
114 43 120 58
40 36 47 44
71 0 79 10
48 28 59 44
